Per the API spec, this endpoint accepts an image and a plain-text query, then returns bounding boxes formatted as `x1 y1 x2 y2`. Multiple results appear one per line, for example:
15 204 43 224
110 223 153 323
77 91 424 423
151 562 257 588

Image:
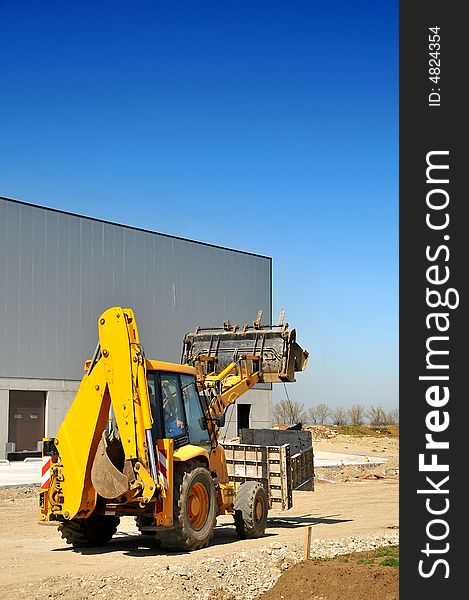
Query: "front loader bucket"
182 321 309 383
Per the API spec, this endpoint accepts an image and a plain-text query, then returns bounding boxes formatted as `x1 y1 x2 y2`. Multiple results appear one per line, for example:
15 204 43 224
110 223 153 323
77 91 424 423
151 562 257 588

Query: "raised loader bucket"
182 314 309 383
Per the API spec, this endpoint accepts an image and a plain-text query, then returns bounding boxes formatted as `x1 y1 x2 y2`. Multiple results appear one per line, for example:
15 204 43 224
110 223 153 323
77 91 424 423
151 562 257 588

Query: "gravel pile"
12 533 399 600
315 457 400 483
303 425 338 440
0 484 39 502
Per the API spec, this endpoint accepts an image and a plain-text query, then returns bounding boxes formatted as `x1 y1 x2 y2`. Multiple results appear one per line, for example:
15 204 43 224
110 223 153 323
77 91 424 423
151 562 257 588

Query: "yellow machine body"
39 306 308 550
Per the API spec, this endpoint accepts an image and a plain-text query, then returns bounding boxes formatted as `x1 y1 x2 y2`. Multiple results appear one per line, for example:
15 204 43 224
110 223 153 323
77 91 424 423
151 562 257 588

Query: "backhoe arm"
41 307 158 521
92 308 159 498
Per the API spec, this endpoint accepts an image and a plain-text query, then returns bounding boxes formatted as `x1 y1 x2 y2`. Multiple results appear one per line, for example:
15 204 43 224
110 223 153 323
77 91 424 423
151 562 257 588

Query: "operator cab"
146 370 211 449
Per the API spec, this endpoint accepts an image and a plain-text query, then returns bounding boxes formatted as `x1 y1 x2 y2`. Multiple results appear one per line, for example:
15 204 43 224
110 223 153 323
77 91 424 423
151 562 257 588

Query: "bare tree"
307 403 331 425
348 404 366 425
316 403 331 424
273 398 306 425
331 407 348 426
366 405 387 427
386 408 399 426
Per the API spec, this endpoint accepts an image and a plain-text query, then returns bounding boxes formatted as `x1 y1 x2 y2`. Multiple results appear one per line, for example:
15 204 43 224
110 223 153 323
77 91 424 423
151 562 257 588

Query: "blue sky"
0 1 398 411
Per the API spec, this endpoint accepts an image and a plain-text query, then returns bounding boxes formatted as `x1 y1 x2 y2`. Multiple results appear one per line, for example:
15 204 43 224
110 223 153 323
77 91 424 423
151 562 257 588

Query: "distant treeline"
273 400 399 427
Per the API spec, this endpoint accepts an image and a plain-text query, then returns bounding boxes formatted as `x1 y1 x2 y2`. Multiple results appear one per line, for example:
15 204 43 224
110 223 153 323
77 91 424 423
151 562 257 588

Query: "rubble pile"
302 425 338 440
12 533 399 600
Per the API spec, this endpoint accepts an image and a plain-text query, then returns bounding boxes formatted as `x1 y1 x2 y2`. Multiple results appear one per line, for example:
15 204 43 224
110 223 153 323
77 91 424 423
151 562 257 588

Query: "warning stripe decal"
41 457 51 490
158 451 167 470
157 449 168 489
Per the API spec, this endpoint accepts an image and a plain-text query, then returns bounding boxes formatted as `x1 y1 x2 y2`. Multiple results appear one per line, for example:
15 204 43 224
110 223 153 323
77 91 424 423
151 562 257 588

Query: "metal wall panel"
0 198 272 381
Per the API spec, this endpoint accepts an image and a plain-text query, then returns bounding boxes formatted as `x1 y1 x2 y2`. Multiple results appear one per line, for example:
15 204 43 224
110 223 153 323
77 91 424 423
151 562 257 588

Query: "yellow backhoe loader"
39 306 308 551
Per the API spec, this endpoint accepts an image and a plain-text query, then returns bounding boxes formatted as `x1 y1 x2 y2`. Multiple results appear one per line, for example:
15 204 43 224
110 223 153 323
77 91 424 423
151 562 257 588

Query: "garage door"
8 391 46 451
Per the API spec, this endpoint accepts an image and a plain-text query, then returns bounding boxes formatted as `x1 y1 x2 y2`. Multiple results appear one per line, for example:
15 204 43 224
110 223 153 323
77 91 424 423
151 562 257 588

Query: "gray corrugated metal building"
0 196 272 458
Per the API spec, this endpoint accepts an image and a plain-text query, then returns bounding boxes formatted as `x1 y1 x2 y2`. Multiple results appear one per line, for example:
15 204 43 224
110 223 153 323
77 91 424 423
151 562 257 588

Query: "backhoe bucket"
182 322 309 383
91 434 129 499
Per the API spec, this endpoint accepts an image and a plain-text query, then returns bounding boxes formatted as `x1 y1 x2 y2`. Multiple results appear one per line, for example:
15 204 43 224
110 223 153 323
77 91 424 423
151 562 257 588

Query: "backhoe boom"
40 307 159 521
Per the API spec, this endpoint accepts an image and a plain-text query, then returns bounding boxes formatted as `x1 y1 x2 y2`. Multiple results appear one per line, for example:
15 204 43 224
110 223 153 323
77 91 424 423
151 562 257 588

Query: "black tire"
158 460 217 551
135 515 156 535
135 515 162 545
58 514 120 548
234 481 269 539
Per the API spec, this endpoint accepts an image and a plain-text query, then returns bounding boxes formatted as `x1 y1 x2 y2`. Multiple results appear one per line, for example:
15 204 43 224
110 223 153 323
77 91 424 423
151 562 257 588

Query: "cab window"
161 373 188 439
180 374 211 445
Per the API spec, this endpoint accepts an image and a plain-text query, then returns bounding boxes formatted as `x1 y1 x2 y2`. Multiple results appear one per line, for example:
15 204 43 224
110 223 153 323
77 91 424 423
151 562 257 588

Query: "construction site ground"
0 431 399 600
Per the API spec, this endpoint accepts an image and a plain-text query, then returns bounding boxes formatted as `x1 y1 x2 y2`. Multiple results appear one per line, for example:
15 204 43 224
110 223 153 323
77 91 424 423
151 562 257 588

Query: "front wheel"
234 481 269 539
158 460 217 551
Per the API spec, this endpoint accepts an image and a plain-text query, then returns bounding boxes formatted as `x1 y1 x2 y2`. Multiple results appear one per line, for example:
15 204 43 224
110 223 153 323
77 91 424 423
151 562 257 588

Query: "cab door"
180 374 211 447
146 371 211 449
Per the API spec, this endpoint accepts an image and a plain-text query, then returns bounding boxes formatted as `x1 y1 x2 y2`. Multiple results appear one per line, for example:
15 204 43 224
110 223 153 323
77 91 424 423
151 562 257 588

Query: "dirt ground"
261 547 399 600
0 432 398 599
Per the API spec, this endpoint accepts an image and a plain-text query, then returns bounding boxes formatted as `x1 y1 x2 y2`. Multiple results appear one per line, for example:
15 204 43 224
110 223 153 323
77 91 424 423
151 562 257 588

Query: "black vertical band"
400 2 465 596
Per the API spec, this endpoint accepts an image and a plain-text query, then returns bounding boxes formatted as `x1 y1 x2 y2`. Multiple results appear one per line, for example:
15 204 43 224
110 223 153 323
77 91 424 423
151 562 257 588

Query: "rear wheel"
234 481 269 539
58 514 120 548
135 515 156 535
135 515 162 545
158 460 217 551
